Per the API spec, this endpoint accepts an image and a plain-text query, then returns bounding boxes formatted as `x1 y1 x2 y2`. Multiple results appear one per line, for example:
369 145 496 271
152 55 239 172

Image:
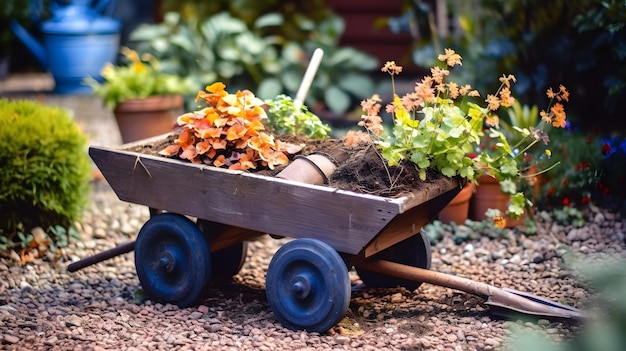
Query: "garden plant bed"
127 131 456 198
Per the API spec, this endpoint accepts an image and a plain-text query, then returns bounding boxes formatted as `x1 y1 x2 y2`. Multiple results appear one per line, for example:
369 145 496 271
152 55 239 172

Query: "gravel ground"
1 178 625 351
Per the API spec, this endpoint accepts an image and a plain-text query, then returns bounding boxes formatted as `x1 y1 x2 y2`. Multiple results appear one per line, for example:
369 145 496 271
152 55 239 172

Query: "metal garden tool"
356 259 588 320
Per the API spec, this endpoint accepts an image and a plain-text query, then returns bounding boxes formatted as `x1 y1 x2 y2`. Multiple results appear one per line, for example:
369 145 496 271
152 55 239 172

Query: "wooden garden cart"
69 134 586 333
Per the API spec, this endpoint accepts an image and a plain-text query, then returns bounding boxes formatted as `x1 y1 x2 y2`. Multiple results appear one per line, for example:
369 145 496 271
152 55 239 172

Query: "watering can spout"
9 20 48 69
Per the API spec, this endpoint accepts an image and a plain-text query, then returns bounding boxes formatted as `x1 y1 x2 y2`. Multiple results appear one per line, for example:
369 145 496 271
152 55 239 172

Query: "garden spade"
356 259 587 321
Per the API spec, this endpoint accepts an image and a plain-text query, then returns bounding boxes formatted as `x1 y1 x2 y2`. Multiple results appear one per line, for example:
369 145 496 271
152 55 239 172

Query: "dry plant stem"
369 142 398 189
133 153 152 177
521 161 561 178
361 128 400 190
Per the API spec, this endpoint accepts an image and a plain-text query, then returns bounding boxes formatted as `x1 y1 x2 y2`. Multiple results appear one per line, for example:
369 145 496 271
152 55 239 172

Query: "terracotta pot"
438 181 475 224
276 152 338 185
113 94 184 143
521 164 541 200
470 174 526 227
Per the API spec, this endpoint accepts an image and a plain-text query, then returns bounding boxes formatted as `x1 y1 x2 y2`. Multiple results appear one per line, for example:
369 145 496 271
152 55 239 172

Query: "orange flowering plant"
355 48 569 218
159 82 289 171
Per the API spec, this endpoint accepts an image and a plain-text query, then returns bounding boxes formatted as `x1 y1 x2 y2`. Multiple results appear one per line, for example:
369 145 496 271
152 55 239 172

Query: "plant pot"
276 152 338 185
521 164 541 200
470 174 526 228
113 94 184 144
438 181 475 224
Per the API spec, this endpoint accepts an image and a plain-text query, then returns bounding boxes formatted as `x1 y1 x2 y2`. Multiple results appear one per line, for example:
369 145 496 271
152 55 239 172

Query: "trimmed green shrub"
0 99 91 255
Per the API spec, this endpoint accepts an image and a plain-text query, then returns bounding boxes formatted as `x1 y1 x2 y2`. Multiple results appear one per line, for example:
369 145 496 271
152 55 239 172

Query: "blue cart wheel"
135 213 211 308
266 238 351 333
197 219 248 282
356 229 432 291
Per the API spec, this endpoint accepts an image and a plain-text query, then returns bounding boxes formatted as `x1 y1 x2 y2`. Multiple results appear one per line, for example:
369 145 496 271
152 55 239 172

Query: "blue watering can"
10 0 121 94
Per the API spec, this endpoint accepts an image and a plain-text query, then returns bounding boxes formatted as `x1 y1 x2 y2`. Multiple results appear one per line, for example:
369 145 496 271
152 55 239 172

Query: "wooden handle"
357 259 491 297
356 259 587 320
294 48 324 109
67 241 135 272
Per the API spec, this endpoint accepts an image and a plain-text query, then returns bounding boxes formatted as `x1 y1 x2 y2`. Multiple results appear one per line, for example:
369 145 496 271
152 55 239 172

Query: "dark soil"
127 132 451 198
275 134 452 197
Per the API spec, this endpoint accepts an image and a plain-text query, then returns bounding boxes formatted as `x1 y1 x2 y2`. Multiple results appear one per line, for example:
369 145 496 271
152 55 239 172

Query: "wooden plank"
394 176 460 214
362 185 459 258
208 227 265 252
90 146 403 254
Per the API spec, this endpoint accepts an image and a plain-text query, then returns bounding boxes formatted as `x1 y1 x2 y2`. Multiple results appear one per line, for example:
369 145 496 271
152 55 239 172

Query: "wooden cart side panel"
394 176 460 214
90 147 403 254
362 186 459 258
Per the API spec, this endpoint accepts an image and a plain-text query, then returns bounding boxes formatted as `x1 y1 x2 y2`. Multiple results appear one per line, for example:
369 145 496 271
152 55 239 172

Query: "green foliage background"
131 0 379 115
395 0 626 133
0 99 91 245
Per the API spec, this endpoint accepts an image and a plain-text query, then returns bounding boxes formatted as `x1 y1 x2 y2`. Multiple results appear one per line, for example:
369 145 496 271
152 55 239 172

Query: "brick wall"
326 0 419 72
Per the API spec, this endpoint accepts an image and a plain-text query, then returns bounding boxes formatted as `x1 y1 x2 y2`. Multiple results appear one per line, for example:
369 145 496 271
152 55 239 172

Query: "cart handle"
67 241 135 272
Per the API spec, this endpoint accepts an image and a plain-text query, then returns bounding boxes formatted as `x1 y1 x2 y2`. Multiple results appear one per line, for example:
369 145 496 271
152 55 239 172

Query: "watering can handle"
93 0 116 16
29 0 45 23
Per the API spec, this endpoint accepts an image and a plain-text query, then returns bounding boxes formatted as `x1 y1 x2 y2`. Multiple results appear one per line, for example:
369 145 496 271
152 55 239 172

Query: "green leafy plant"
392 0 626 133
129 10 378 114
0 99 91 261
265 94 330 138
357 49 569 219
538 128 604 209
538 206 585 228
85 47 195 110
294 16 379 115
160 0 332 44
501 101 539 145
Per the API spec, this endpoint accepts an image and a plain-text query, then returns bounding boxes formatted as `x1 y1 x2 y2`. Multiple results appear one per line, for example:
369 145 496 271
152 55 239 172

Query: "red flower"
524 153 531 163
586 135 592 143
575 162 589 171
547 187 555 196
562 178 569 186
581 196 590 205
601 143 612 155
562 198 570 206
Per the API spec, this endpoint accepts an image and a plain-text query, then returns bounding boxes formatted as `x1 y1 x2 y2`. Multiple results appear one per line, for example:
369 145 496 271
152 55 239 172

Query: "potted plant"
354 49 570 228
85 47 195 143
469 101 545 227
